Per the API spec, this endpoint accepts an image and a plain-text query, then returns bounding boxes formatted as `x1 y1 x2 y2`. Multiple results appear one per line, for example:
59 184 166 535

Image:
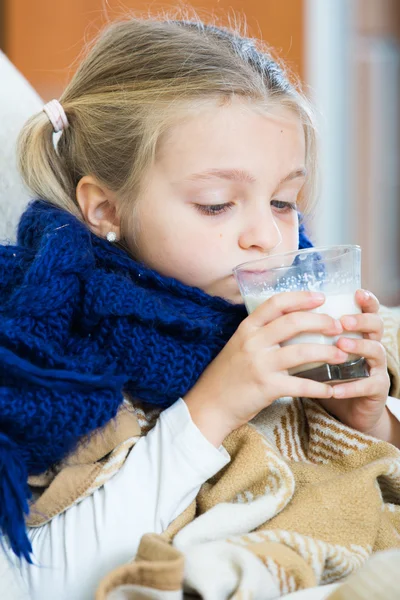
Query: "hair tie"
43 99 69 133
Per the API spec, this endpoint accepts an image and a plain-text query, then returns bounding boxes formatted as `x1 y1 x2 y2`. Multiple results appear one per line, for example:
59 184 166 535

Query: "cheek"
282 213 300 249
162 212 225 255
134 216 215 280
164 225 229 286
290 224 300 249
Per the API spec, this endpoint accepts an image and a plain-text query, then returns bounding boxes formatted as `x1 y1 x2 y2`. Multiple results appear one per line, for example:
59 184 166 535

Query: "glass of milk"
233 245 369 384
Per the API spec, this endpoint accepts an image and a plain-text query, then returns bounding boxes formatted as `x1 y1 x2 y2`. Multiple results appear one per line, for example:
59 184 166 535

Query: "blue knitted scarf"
0 199 313 561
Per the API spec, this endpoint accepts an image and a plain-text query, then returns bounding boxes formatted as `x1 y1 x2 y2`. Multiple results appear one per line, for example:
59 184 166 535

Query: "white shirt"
8 396 400 600
17 399 230 600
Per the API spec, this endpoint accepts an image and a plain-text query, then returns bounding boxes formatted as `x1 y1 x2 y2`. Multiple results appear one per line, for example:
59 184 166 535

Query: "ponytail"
17 109 81 220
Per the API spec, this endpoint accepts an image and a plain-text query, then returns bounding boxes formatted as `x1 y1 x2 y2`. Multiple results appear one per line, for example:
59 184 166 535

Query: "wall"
3 0 304 99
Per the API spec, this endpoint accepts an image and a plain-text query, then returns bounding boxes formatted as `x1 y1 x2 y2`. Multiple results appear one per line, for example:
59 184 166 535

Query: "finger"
273 343 349 371
340 313 384 341
332 373 390 399
261 312 343 346
274 373 334 400
355 289 380 314
336 337 387 369
247 291 326 329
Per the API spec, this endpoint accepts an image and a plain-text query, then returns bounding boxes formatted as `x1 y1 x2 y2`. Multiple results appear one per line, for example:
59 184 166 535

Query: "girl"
1 15 399 600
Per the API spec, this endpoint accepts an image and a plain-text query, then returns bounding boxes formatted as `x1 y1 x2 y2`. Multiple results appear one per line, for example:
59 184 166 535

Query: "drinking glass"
233 245 369 383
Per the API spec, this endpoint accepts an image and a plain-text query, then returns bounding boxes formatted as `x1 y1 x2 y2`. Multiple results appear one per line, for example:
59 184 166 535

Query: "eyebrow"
182 167 307 185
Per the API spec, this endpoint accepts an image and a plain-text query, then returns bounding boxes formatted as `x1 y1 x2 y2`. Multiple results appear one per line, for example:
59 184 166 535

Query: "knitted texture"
0 199 313 560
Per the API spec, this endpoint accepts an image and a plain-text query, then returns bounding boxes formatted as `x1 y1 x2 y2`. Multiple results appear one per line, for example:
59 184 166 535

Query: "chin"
202 277 244 304
217 291 245 305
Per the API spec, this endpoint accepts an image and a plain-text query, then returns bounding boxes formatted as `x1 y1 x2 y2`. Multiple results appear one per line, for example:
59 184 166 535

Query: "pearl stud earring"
106 231 117 242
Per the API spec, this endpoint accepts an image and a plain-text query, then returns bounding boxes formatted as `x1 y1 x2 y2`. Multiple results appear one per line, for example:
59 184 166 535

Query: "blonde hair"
17 15 318 243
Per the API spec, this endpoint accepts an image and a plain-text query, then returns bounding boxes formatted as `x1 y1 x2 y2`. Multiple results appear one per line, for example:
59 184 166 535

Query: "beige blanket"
95 307 400 599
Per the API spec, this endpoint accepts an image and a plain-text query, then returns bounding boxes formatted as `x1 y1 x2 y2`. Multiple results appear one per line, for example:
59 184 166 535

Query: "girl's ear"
76 175 121 240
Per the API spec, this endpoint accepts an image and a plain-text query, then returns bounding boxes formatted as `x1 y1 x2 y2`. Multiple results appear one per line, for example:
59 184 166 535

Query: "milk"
244 292 362 374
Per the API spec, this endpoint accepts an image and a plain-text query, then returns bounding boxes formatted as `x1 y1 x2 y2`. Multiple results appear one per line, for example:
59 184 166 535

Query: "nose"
238 205 283 254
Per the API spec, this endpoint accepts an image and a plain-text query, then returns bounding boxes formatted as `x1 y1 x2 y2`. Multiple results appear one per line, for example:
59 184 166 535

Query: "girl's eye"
271 200 297 213
195 202 234 216
195 200 297 216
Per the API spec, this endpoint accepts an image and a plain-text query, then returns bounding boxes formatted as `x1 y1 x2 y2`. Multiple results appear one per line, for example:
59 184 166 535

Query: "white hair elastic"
43 99 69 133
42 99 69 153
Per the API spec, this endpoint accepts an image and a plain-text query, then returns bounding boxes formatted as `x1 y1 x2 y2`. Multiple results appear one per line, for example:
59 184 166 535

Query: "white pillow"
0 51 42 243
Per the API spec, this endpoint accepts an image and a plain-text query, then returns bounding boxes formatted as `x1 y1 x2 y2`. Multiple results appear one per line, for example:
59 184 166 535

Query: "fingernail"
361 290 370 301
334 386 345 398
342 316 357 329
332 319 343 333
340 338 356 350
312 293 325 302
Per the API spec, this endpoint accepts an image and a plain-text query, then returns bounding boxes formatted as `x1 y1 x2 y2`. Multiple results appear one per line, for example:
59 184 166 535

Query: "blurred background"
0 0 399 305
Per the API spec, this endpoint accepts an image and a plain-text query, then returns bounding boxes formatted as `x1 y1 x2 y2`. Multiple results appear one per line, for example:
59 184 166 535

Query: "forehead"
155 99 306 180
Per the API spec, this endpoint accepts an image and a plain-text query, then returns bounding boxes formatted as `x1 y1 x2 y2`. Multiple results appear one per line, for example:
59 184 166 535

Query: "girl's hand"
317 289 391 438
184 291 349 447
